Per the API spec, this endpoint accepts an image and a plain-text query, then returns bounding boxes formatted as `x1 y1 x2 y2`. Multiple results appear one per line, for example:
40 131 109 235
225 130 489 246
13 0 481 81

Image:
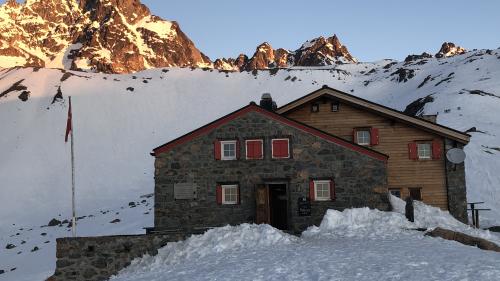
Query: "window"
311 103 320 113
331 101 340 112
389 188 401 198
272 138 290 159
409 188 422 201
314 180 331 201
246 139 263 159
356 130 371 145
222 185 238 204
417 143 431 159
221 140 237 160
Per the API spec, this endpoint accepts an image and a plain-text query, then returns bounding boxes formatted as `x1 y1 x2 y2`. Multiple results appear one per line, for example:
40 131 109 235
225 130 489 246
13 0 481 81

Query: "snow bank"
303 208 414 238
389 195 500 244
113 224 297 279
304 196 500 245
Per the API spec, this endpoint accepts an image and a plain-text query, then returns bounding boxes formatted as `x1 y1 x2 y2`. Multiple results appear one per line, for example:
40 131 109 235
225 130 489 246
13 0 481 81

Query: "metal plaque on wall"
174 183 197 200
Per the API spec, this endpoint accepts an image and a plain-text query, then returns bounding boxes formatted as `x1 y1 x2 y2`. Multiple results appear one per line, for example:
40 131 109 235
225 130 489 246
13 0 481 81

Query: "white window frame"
314 180 331 201
356 130 371 145
220 140 237 160
245 139 263 159
271 138 290 159
221 184 238 205
417 143 431 159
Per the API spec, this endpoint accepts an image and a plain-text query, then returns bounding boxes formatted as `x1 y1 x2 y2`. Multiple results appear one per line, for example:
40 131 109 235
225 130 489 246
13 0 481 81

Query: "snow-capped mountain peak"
0 0 211 73
436 42 467 58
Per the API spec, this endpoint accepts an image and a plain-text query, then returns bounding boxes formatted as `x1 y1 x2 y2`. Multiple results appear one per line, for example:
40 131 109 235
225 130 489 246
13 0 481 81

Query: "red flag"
65 97 72 142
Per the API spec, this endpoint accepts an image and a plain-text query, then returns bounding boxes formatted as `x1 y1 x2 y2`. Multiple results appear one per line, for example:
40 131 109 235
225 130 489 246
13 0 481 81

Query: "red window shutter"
237 185 241 205
236 139 241 159
408 142 417 160
330 180 336 200
246 140 263 159
255 141 263 158
216 185 222 205
432 139 442 160
309 180 315 201
370 128 379 145
214 140 221 160
353 129 358 143
246 141 253 158
273 139 289 158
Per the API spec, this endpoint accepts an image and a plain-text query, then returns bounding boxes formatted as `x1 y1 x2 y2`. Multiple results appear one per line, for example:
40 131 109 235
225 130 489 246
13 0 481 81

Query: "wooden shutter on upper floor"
236 139 241 159
432 139 442 160
214 140 221 160
246 140 263 159
352 128 358 144
408 142 417 160
370 128 379 145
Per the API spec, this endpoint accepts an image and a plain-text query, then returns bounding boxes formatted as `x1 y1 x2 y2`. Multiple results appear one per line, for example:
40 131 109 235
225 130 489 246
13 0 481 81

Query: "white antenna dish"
446 148 466 164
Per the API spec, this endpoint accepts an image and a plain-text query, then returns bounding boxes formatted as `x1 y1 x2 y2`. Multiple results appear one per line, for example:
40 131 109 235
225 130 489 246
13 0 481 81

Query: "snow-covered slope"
0 48 500 280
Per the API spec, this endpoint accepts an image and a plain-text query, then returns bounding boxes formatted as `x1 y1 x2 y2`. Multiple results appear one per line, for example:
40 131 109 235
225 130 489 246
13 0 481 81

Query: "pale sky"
3 0 500 61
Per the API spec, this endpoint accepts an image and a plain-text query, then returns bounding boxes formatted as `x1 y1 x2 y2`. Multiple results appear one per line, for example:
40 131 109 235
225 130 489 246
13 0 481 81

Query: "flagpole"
69 96 76 237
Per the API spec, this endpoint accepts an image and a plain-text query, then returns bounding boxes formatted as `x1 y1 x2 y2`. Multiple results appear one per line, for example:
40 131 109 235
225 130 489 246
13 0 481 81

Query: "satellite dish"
446 148 466 164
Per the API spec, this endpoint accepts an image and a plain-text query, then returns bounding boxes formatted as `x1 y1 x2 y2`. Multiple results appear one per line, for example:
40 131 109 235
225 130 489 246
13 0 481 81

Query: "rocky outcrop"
0 0 211 73
294 35 356 66
435 42 467 58
0 1 356 73
215 35 357 72
426 227 500 252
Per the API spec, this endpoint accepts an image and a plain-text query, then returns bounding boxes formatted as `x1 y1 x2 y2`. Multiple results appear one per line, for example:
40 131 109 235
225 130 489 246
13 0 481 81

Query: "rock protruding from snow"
0 0 211 73
436 42 467 58
294 35 357 66
214 35 357 71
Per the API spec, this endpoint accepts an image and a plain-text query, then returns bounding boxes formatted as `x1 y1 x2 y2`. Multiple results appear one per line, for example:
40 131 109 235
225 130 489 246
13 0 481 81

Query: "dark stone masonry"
154 110 389 234
47 233 185 281
444 139 468 223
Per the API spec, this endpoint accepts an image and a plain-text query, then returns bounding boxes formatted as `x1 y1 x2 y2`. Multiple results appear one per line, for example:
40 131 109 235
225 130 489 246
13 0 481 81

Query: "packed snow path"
113 204 500 281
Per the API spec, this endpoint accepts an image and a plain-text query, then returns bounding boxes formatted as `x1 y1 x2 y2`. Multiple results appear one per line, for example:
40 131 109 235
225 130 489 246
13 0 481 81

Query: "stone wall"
444 139 468 223
47 233 185 281
154 110 389 234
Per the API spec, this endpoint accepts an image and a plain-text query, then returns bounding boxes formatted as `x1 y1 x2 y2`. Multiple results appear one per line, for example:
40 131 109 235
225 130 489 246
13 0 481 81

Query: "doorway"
268 184 288 230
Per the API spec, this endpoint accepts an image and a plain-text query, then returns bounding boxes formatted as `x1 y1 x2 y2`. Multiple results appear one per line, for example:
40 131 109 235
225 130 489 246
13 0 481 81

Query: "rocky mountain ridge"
0 0 469 73
0 0 211 73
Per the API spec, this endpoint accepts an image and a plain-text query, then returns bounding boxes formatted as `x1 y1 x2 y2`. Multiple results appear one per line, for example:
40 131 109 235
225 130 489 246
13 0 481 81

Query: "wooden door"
255 184 270 224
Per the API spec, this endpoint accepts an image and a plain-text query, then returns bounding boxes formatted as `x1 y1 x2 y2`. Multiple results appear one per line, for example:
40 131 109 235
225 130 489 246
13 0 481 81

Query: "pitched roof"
276 86 470 144
152 103 389 162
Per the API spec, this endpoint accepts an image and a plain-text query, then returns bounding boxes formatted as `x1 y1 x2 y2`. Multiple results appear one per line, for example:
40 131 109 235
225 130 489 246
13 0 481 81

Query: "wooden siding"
285 99 448 210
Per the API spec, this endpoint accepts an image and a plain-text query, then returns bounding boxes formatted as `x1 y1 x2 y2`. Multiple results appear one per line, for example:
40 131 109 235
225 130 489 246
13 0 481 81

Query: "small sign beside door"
297 197 311 216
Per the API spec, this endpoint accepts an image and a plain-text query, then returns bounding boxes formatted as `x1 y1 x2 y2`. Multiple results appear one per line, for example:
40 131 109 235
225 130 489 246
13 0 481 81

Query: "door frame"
256 179 290 229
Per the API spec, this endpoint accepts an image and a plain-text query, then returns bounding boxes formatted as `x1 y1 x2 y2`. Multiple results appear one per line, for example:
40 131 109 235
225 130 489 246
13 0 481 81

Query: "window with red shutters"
246 139 263 159
272 139 290 158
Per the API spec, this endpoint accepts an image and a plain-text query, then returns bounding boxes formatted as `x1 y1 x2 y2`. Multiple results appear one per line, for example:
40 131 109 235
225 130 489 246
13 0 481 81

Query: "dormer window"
331 101 340 112
311 103 320 113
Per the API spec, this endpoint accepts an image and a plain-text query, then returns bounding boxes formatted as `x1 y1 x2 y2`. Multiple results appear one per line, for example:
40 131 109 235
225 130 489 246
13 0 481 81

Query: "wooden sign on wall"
174 183 197 200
